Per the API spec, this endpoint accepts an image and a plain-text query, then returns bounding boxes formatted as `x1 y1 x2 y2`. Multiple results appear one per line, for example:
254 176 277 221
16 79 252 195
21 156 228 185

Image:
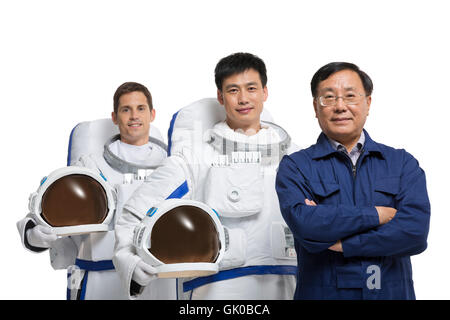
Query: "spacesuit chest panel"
204 151 264 218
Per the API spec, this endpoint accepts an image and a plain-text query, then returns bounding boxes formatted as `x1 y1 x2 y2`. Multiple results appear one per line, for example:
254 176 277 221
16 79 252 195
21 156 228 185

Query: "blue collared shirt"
327 132 365 166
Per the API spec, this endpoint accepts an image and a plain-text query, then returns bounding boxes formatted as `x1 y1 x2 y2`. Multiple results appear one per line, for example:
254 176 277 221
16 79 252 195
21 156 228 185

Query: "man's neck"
225 120 261 136
328 131 364 153
119 136 149 146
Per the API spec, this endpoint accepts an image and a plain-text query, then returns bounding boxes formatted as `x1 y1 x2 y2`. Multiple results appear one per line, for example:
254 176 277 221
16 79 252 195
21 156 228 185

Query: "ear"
313 98 319 119
217 89 224 105
150 108 156 123
365 96 372 115
111 111 118 125
263 86 268 102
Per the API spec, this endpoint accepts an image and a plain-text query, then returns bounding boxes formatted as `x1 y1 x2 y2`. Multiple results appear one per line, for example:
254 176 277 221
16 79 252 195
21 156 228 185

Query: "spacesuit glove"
132 260 157 287
26 225 58 249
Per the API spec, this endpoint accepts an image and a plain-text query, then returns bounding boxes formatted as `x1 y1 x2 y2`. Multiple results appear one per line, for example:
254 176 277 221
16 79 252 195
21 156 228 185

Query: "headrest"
67 118 164 166
167 98 274 156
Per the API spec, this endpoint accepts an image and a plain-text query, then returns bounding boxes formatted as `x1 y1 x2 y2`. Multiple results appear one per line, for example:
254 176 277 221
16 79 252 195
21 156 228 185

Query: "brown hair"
113 82 153 114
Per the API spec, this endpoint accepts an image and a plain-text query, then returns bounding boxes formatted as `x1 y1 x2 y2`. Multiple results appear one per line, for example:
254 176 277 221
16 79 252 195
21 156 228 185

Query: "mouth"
128 122 142 128
236 107 254 114
331 117 352 123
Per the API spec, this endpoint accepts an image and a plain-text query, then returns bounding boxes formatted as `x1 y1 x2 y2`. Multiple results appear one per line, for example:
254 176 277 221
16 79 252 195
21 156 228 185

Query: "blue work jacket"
275 130 430 300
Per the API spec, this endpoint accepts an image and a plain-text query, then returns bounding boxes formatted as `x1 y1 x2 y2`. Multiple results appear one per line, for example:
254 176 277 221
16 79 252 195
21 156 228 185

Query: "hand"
26 225 57 248
132 260 157 287
328 240 343 252
304 199 317 206
375 206 397 225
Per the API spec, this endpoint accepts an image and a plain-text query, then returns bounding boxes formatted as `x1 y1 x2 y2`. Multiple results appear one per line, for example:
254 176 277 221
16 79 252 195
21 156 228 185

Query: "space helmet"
28 166 116 236
133 198 225 278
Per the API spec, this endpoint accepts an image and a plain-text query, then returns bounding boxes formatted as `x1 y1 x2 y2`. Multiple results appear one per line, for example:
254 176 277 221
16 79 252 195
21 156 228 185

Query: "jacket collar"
311 129 384 160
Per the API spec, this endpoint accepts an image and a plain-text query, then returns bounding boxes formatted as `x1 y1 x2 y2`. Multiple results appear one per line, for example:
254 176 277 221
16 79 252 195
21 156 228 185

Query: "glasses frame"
318 92 366 107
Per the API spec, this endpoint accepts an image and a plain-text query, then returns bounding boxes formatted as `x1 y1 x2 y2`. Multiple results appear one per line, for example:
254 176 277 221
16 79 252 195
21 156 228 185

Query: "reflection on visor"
41 174 108 227
150 205 220 264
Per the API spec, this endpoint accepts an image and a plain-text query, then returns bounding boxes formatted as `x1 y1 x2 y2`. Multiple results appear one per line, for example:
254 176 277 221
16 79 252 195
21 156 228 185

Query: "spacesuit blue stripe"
165 180 189 199
182 265 298 292
79 271 89 300
67 123 80 166
167 110 180 156
75 259 115 271
66 272 71 300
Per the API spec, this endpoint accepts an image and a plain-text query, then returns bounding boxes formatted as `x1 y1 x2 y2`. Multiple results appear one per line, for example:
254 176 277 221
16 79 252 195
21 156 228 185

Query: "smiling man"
114 53 298 300
17 82 168 300
217 68 268 134
275 62 431 299
112 86 156 146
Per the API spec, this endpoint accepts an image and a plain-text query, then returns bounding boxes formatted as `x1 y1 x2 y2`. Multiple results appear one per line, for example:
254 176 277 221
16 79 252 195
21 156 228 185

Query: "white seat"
67 118 164 165
167 97 274 156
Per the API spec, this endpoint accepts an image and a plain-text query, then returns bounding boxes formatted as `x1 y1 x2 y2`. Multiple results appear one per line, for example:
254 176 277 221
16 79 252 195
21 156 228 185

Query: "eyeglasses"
318 93 366 107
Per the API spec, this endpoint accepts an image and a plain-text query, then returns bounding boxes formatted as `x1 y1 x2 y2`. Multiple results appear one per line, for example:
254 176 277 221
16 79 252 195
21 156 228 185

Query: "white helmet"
133 198 225 278
28 166 116 236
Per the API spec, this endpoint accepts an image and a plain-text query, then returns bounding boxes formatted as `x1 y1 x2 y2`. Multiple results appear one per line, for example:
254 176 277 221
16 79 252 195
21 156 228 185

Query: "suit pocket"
373 176 400 207
204 163 264 218
309 180 340 204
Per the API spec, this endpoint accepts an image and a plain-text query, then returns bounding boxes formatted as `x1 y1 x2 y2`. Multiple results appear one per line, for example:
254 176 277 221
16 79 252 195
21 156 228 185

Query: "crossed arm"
304 199 396 253
276 155 430 258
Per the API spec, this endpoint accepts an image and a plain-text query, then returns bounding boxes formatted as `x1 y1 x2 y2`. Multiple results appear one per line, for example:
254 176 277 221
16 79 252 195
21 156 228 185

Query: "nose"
129 108 139 119
334 97 348 113
238 91 249 105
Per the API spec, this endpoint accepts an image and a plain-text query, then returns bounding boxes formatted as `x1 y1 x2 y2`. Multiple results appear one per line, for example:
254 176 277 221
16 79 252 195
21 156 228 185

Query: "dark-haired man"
114 53 298 299
17 82 169 299
276 62 430 299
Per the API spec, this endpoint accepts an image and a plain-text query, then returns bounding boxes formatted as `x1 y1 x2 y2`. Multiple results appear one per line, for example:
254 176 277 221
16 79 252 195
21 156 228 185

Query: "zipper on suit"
339 150 364 204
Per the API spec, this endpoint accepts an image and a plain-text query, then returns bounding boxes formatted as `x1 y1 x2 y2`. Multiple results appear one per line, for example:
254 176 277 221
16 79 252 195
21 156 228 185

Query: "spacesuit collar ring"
103 134 168 175
208 121 291 160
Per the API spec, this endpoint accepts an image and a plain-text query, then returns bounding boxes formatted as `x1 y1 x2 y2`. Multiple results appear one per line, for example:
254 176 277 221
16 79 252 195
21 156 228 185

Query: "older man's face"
313 69 371 146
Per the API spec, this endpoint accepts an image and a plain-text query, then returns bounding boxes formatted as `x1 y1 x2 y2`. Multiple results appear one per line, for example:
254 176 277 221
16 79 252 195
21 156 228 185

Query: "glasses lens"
320 96 336 106
320 93 363 106
343 93 362 105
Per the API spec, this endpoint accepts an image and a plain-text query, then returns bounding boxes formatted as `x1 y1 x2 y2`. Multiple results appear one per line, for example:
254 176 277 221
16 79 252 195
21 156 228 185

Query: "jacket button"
228 188 241 202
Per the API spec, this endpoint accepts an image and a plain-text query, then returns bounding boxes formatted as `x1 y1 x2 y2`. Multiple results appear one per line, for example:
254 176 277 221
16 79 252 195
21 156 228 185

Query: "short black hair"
215 52 267 91
113 82 153 114
310 62 373 97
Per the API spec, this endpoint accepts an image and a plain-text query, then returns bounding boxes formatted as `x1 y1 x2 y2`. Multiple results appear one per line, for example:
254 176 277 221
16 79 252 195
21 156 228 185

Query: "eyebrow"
321 86 358 92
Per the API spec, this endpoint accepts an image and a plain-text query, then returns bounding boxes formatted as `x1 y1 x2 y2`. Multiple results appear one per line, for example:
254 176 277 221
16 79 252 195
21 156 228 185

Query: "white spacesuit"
114 99 298 300
17 119 175 300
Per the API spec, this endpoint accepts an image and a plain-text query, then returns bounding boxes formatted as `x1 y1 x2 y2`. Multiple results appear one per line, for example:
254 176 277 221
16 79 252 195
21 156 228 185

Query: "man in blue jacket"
275 62 430 299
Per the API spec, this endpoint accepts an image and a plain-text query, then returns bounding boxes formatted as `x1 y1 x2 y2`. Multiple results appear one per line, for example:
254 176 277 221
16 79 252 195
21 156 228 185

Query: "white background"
1 0 449 299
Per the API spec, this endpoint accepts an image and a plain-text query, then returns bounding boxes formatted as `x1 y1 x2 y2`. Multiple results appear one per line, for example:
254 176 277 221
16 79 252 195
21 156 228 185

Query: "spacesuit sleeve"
113 154 192 299
275 155 380 253
341 151 430 258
